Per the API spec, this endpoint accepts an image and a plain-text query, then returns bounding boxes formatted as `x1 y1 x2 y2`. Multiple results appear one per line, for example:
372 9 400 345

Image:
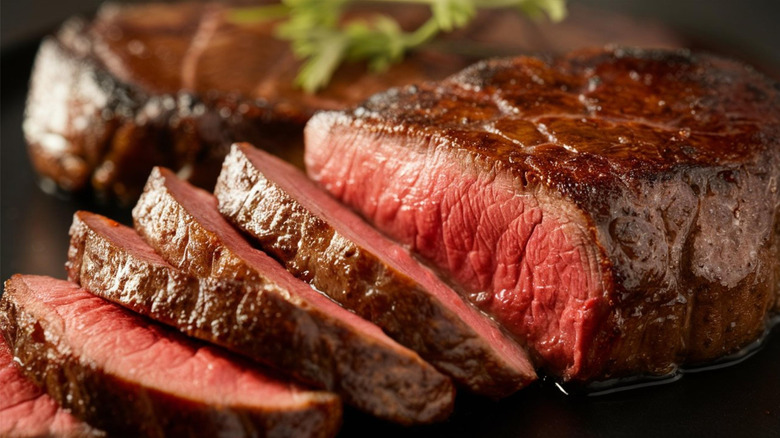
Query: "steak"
0 335 103 438
23 2 683 202
0 275 341 438
305 47 780 383
132 167 454 424
215 143 536 397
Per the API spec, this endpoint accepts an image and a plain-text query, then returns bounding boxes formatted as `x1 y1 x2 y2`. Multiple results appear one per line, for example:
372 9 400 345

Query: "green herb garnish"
229 0 567 93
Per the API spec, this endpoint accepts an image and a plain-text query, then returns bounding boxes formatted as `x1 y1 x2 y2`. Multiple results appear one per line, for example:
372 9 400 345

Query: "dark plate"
2 20 779 438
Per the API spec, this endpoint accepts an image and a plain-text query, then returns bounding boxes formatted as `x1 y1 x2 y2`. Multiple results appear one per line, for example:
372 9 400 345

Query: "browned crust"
774 209 780 313
0 275 343 438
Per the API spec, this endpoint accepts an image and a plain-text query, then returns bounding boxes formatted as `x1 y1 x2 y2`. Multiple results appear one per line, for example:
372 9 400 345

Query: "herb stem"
403 17 441 48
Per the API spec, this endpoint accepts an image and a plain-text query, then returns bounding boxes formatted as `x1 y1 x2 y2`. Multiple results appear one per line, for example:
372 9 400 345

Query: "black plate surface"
2 12 779 438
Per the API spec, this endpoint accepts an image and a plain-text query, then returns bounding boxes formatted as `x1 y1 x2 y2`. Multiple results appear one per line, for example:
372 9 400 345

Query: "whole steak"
305 47 780 383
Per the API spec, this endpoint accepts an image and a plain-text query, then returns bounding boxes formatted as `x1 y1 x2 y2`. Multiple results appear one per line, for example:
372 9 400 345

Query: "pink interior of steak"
157 168 394 342
8 275 316 408
239 143 535 375
306 118 607 377
0 336 94 437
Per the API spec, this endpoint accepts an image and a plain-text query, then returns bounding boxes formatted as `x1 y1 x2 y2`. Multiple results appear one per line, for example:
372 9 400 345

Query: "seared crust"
306 48 780 381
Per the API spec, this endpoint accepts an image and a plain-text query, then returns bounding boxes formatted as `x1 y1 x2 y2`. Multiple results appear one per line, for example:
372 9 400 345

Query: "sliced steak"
0 335 103 437
132 167 454 424
23 2 683 202
0 275 341 438
67 209 451 423
305 47 780 383
215 143 536 397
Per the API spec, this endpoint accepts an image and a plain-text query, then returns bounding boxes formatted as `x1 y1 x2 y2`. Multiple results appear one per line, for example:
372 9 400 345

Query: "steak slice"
0 335 103 438
132 167 454 424
305 47 780 383
215 143 536 397
0 275 341 438
23 2 683 202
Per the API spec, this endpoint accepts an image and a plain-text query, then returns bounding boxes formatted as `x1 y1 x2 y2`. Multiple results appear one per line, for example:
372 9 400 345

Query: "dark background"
2 1 780 437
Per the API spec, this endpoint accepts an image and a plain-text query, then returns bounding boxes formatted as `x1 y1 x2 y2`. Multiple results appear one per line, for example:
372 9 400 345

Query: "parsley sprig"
230 0 567 93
